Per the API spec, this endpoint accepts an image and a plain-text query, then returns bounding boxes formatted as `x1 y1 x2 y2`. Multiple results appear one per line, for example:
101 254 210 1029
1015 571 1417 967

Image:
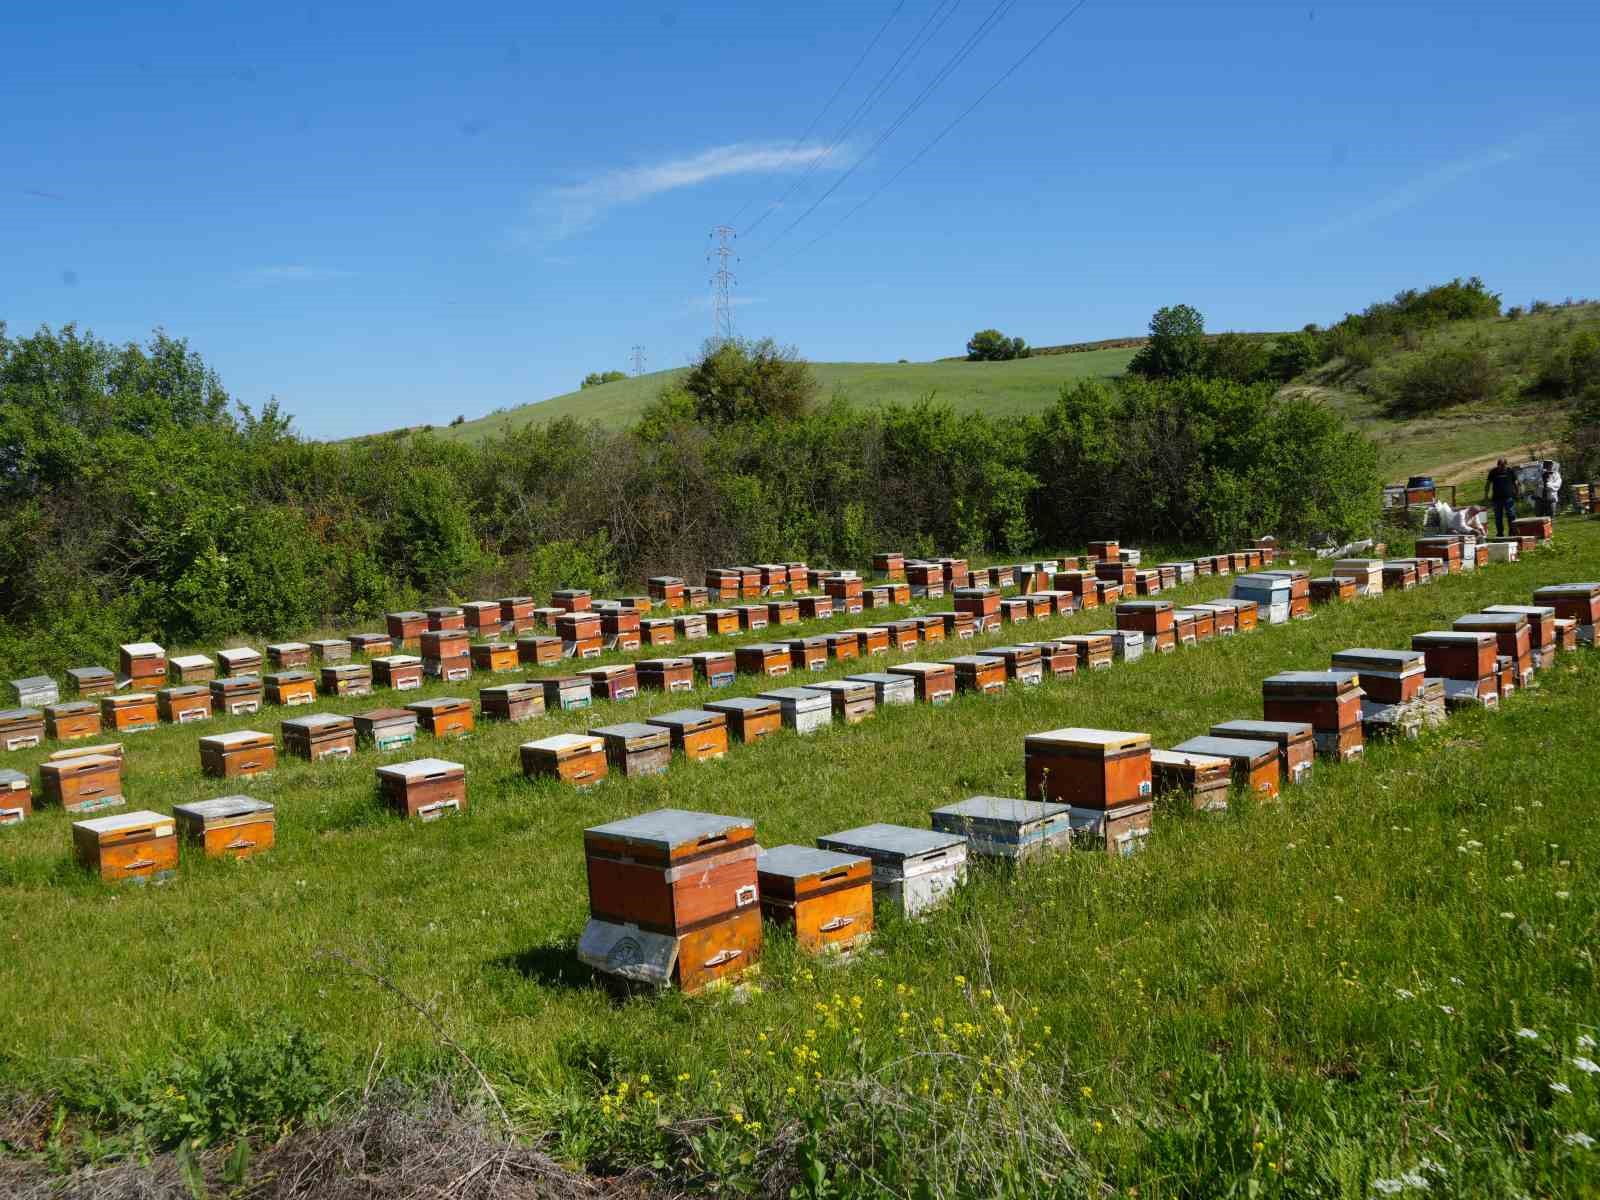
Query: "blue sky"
4 0 1596 438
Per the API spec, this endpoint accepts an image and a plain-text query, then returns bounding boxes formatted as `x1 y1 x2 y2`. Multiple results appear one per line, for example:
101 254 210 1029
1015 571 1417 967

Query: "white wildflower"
1564 1131 1596 1150
1512 860 1524 872
1579 1035 1596 1050
1572 1057 1600 1074
1500 912 1516 920
1372 1180 1404 1196
1395 988 1416 1000
1466 840 1484 849
1516 1028 1539 1040
1450 977 1464 986
1557 891 1571 900
1334 895 1345 904
1552 1082 1573 1096
1439 1005 1456 1015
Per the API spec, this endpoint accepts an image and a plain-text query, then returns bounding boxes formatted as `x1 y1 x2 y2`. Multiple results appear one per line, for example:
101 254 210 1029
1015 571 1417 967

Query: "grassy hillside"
3 524 1598 1196
1285 302 1600 487
420 346 1140 441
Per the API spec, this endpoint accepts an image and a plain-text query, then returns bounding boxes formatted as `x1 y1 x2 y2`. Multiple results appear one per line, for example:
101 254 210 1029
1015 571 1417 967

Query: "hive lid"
818 823 967 861
1233 574 1292 590
738 642 789 655
283 713 354 733
1150 748 1231 769
0 768 27 787
1262 670 1360 687
377 757 464 781
1330 648 1425 671
1482 604 1556 619
408 696 470 710
845 672 907 687
265 671 315 684
14 675 57 691
43 752 119 773
1413 630 1495 644
648 708 723 729
930 795 1070 824
687 650 734 663
525 733 601 754
68 666 115 682
372 654 423 667
706 696 780 715
355 707 415 724
758 844 869 879
1533 582 1600 596
1210 719 1313 741
2 708 44 723
213 674 262 688
1025 727 1151 752
174 795 273 821
106 693 156 704
157 686 207 699
1115 599 1173 611
74 810 172 836
1454 612 1528 628
201 729 271 748
590 722 667 741
311 638 352 649
481 681 540 696
1174 735 1278 761
638 657 692 669
121 642 165 657
947 655 1004 667
267 642 310 653
804 680 872 696
217 647 260 663
586 807 752 850
388 610 427 620
760 687 830 704
789 636 828 648
427 605 464 615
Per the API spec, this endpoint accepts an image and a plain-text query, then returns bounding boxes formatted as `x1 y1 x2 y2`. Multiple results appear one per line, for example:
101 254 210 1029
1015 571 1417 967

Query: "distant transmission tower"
707 225 738 343
630 345 647 376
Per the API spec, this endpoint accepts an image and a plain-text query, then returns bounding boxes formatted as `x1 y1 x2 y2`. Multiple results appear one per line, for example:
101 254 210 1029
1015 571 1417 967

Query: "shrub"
1265 331 1322 381
1533 330 1600 398
683 337 818 424
1127 304 1207 378
965 329 1029 361
1204 332 1270 384
581 371 628 389
1379 345 1502 415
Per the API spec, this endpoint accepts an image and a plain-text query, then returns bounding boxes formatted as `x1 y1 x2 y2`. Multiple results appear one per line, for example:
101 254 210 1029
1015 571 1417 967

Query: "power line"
742 0 965 238
707 226 738 342
748 0 1019 257
764 0 1092 278
727 0 910 229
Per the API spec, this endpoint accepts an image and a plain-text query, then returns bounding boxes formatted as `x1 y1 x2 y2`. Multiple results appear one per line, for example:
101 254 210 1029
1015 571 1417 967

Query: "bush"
965 329 1029 361
581 371 628 389
1127 304 1207 379
683 337 818 423
1203 332 1270 384
1533 330 1600 398
1265 331 1322 381
1380 345 1502 415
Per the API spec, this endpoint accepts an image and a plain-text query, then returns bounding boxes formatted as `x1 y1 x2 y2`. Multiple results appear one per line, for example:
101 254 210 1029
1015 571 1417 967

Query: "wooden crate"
376 758 466 820
647 709 730 761
101 693 158 733
1411 631 1498 680
758 845 874 953
1260 671 1364 761
155 687 211 726
282 713 357 761
592 722 673 778
584 809 757 933
1532 583 1600 626
119 642 167 683
1024 727 1152 810
73 810 177 883
199 730 276 778
173 796 275 859
521 734 607 786
406 697 474 738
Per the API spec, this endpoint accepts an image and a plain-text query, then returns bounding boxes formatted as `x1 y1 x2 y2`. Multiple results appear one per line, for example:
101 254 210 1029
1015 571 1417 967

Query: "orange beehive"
758 845 874 955
199 730 276 778
638 657 695 693
101 693 158 733
647 709 731 761
173 796 275 860
951 655 1006 695
46 700 102 741
522 734 607 786
42 752 125 812
156 687 211 725
1024 728 1152 810
407 697 474 738
73 810 176 884
376 758 467 820
515 635 563 666
705 696 783 744
887 662 956 704
789 636 829 672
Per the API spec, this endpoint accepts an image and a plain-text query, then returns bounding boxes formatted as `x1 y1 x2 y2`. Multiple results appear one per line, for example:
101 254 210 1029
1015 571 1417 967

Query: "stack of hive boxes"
1412 630 1500 709
1261 671 1364 761
1330 648 1442 738
1023 727 1153 856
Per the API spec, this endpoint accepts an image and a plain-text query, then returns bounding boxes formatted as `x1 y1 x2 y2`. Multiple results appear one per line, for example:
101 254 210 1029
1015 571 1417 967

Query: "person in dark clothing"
1484 458 1520 536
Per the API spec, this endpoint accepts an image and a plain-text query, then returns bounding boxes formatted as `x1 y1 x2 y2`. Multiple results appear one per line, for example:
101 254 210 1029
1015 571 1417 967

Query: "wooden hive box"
638 657 694 693
1054 571 1099 605
1024 727 1152 810
703 607 742 635
886 661 956 704
784 562 811 593
1178 607 1215 641
262 670 315 707
737 567 763 599
1095 580 1124 605
1232 574 1292 623
174 795 275 859
1024 640 1078 678
940 611 977 640
1261 671 1364 760
1116 600 1174 647
767 598 801 626
73 810 176 883
841 626 890 656
1208 719 1314 786
9 675 57 707
67 666 117 697
199 729 276 778
1171 609 1198 645
499 596 536 629
1016 566 1048 594
706 568 742 602
532 605 565 628
845 671 915 706
789 636 829 672
1310 576 1357 605
477 682 543 724
824 575 865 613
376 757 466 820
515 636 562 667
986 564 1015 589
1190 602 1237 636
1330 648 1425 705
1058 634 1113 671
463 600 503 635
0 767 31 824
647 709 730 761
1412 631 1498 683
1216 598 1258 632
47 700 103 741
1067 801 1154 857
310 638 352 664
540 675 594 712
686 650 735 688
1191 557 1215 577
998 597 1031 625
1154 565 1177 590
1331 559 1384 596
43 752 125 812
1416 537 1463 569
1553 617 1579 651
406 696 474 737
553 614 601 662
882 618 919 651
804 679 875 724
1095 561 1136 588
916 615 947 644
1130 570 1161 596
468 642 518 674
639 617 675 646
1093 628 1143 662
1380 562 1418 592
1512 515 1553 543
906 562 945 598
101 693 158 733
421 630 472 680
1483 605 1558 666
647 576 686 609
353 706 418 749
267 642 312 669
731 603 765 631
591 722 672 778
209 675 264 716
1025 594 1055 620
674 613 709 641
1087 540 1120 562
1150 748 1231 812
737 643 792 678
216 646 263 676
758 845 874 954
873 552 906 580
385 611 428 644
930 795 1072 861
758 564 790 595
760 686 833 734
522 733 607 786
168 654 216 685
797 595 834 621
580 664 639 703
321 662 374 697
985 645 1044 685
155 687 211 726
953 586 1001 630
282 713 357 761
579 809 760 994
950 654 1006 695
426 605 466 632
705 696 782 744
939 557 969 586
817 823 967 919
372 653 426 690
1453 613 1533 685
119 642 167 686
1532 583 1600 630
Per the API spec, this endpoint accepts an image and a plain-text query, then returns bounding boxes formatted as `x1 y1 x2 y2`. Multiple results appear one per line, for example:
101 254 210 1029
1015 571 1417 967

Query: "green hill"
416 345 1141 442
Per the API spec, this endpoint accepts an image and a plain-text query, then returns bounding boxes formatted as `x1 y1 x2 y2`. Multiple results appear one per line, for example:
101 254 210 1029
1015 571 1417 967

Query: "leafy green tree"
965 329 1029 361
682 337 818 424
1203 333 1270 384
1128 304 1208 378
1265 331 1323 382
581 370 628 389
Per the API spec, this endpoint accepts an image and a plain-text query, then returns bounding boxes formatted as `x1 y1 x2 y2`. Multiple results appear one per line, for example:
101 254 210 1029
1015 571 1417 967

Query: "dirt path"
1427 444 1559 489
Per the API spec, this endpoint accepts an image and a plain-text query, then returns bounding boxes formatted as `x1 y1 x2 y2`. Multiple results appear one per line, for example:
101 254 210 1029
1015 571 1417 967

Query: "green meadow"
3 523 1600 1194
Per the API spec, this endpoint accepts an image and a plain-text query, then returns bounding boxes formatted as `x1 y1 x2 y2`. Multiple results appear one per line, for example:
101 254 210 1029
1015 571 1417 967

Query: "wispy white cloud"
237 265 352 286
531 141 844 241
1305 132 1539 242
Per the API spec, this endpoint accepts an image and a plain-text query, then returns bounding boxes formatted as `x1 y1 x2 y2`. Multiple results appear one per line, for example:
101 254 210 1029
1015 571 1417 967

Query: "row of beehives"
0 535 1279 756
2 532 1281 718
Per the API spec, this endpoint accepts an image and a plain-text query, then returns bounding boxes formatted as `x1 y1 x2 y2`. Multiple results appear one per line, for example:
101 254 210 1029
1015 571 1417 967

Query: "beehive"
376 758 466 820
173 796 275 859
73 810 176 883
